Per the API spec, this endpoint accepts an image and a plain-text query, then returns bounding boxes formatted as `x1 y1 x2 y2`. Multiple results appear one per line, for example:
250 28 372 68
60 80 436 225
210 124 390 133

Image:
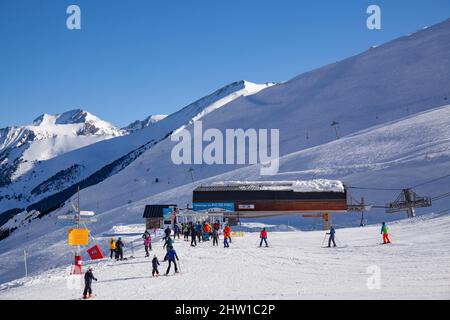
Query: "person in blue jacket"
165 247 180 275
327 226 337 248
195 222 203 243
173 223 181 239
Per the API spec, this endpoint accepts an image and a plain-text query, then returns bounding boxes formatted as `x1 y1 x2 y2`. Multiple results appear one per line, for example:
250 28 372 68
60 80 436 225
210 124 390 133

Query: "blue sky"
0 0 449 128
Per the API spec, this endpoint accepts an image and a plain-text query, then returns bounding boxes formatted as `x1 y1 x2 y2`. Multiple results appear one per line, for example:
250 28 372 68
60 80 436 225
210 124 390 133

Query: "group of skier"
108 237 124 261
83 221 390 299
179 220 232 248
324 222 391 248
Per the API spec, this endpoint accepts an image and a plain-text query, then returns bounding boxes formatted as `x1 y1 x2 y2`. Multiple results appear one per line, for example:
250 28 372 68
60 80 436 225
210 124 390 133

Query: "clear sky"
0 0 449 128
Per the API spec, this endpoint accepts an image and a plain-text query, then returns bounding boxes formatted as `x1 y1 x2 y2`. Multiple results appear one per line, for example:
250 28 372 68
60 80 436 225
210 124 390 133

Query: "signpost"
57 186 97 274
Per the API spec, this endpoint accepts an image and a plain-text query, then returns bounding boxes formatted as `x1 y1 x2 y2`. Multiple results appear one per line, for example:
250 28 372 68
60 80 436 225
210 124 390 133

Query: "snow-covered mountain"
122 114 168 133
54 18 450 221
0 109 123 190
0 81 274 228
0 19 449 286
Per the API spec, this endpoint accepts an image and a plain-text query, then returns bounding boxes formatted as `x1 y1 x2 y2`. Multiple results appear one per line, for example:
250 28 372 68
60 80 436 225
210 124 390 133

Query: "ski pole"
321 233 327 247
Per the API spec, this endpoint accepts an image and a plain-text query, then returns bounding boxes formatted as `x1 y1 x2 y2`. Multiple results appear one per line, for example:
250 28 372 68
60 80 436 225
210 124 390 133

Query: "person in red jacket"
224 225 232 243
259 228 269 247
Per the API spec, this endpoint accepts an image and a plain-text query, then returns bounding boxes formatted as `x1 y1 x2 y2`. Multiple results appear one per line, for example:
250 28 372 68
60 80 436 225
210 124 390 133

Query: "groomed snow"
1 213 449 300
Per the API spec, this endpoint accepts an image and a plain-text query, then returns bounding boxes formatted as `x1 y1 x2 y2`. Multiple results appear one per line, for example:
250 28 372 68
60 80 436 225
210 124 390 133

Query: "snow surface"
0 213 449 300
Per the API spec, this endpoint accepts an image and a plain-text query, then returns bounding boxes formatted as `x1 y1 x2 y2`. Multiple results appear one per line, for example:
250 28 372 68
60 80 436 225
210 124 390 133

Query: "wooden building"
143 204 177 229
192 181 348 229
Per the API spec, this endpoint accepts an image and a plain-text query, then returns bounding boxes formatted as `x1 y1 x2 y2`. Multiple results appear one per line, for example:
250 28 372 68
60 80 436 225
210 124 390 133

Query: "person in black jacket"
190 224 197 247
115 237 124 261
152 255 160 277
83 268 98 299
212 229 219 246
164 226 171 240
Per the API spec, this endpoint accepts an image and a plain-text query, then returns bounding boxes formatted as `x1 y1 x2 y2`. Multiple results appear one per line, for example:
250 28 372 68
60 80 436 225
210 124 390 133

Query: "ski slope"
0 213 449 300
52 18 450 222
0 19 449 288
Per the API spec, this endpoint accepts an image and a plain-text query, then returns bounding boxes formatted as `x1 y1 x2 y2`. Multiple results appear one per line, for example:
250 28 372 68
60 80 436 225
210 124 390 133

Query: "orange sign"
68 228 89 246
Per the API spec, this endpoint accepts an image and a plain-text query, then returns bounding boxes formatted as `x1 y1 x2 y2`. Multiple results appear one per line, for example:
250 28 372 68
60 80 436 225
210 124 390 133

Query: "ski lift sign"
68 228 89 246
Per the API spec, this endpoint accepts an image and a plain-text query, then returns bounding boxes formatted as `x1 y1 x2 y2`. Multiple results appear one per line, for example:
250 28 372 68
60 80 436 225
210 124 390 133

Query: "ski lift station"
143 180 375 230
191 180 352 229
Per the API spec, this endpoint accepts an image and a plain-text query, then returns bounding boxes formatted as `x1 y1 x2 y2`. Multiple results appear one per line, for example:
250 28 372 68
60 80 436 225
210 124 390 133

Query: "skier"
183 223 190 241
327 226 337 248
223 230 230 248
174 223 181 239
82 267 98 299
190 224 197 247
165 247 180 275
115 237 124 261
213 220 220 232
163 236 174 252
259 228 269 247
164 226 172 240
195 222 203 242
109 237 116 259
152 255 160 277
204 223 211 241
224 224 232 243
212 228 219 246
143 231 152 257
381 222 391 244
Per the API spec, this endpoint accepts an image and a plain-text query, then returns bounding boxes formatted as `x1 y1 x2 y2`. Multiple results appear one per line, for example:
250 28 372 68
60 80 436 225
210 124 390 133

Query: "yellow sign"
231 231 245 237
68 228 89 246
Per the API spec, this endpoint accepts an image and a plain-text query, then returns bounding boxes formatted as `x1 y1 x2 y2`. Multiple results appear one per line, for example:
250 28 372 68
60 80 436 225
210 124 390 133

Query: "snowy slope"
122 114 168 133
1 213 449 300
59 19 450 220
0 102 448 286
0 81 273 218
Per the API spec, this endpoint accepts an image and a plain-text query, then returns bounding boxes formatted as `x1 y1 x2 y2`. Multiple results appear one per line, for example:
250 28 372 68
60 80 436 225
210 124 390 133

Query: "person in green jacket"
381 222 391 244
163 237 174 252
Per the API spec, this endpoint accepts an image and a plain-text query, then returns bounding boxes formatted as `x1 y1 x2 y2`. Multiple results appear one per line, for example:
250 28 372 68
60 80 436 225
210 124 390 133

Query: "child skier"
109 237 116 259
143 231 152 257
259 228 269 247
152 255 160 277
83 267 98 299
381 222 391 244
165 247 180 275
327 226 337 248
